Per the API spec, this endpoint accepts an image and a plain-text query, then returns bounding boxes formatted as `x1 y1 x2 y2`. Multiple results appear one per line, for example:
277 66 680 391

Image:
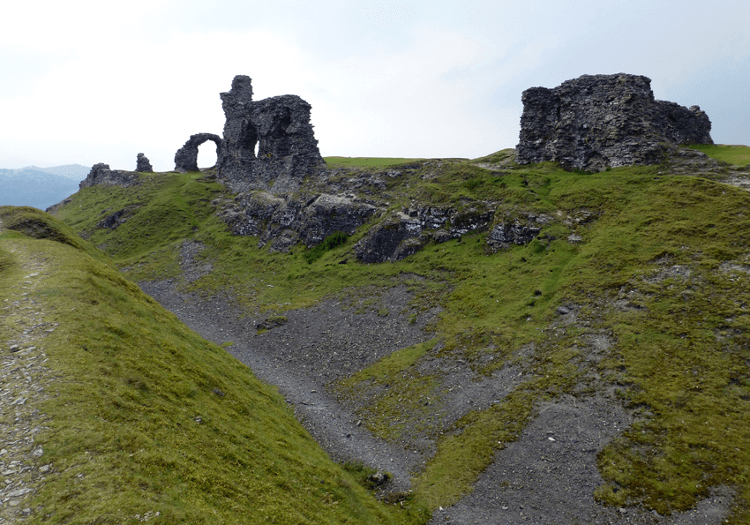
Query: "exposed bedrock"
216 188 545 260
216 75 326 194
174 133 223 172
354 205 543 263
79 163 140 189
219 191 377 252
515 73 713 172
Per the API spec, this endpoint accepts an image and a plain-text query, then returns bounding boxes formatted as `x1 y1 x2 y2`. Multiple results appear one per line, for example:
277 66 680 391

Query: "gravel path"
0 244 56 523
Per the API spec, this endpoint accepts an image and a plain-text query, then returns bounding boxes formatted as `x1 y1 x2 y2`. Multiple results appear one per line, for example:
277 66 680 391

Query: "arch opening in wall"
174 133 224 173
239 121 259 160
198 141 218 169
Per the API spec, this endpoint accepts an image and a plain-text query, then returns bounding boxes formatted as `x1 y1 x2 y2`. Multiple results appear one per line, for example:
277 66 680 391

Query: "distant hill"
23 164 90 180
0 164 89 210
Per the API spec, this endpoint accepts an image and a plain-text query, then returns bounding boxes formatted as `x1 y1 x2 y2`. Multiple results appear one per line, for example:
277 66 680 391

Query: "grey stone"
516 73 713 172
220 192 377 252
136 153 153 173
174 133 223 172
486 222 541 248
97 208 128 230
79 163 140 189
368 471 388 485
355 213 422 263
354 203 497 263
216 75 326 193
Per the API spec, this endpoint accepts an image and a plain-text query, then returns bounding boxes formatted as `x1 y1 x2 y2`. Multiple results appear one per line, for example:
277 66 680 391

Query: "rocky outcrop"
355 204 497 263
216 75 326 193
97 208 130 230
486 221 541 249
218 191 377 252
174 134 223 172
79 163 139 189
516 73 713 172
136 153 153 173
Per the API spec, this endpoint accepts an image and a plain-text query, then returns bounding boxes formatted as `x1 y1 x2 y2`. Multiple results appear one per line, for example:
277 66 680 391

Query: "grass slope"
0 207 420 524
49 145 750 522
688 144 750 167
324 157 426 168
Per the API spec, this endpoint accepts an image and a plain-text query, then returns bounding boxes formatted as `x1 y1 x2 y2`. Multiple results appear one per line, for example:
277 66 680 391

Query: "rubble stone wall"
515 74 713 171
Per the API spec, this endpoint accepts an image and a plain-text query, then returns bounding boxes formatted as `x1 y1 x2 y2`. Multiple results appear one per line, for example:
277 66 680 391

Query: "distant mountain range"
0 164 89 210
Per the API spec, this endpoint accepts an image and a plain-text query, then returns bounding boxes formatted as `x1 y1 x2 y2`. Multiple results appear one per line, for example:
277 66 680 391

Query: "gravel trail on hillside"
0 243 56 523
139 276 737 523
428 394 734 525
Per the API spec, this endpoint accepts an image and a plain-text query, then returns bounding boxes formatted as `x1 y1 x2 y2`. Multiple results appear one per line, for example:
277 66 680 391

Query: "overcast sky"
2 0 748 172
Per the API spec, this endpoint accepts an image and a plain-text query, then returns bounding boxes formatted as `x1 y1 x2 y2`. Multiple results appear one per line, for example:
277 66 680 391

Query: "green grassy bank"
0 207 422 524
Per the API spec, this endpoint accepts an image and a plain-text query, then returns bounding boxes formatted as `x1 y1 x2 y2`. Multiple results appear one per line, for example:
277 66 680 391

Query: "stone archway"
174 133 223 172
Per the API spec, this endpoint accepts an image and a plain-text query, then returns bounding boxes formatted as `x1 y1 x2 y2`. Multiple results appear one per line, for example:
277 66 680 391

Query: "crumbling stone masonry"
515 73 713 172
216 75 326 193
174 133 223 172
136 153 153 173
79 163 139 189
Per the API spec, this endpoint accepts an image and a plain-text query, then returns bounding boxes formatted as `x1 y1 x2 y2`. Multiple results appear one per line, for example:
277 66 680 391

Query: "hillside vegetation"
10 144 750 523
0 207 420 524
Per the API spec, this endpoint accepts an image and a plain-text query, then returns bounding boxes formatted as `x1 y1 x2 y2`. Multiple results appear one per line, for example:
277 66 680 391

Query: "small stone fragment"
367 471 388 485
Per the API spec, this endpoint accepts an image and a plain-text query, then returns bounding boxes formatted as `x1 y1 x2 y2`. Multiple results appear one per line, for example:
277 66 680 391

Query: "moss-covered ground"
45 144 750 522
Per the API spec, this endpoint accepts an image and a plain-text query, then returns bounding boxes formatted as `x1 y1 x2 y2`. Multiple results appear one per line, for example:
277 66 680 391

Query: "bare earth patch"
428 394 733 525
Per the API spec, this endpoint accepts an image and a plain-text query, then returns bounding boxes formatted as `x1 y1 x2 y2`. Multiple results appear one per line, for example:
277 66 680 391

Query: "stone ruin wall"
174 134 223 172
168 75 324 193
216 75 325 193
515 73 713 172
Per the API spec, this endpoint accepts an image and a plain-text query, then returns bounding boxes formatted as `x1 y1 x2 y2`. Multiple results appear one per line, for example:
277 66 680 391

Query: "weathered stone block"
79 163 139 189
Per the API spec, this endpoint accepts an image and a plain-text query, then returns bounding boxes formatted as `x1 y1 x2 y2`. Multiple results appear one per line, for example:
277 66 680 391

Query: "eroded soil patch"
429 395 733 525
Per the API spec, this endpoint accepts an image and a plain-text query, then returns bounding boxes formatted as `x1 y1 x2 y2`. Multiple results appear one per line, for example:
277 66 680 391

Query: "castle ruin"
515 73 713 172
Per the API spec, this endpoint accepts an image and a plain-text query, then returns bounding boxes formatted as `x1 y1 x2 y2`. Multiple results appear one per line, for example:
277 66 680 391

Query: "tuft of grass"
304 231 349 264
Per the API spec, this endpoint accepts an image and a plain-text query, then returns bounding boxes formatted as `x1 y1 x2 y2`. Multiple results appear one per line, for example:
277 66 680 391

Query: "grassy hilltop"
4 144 750 523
